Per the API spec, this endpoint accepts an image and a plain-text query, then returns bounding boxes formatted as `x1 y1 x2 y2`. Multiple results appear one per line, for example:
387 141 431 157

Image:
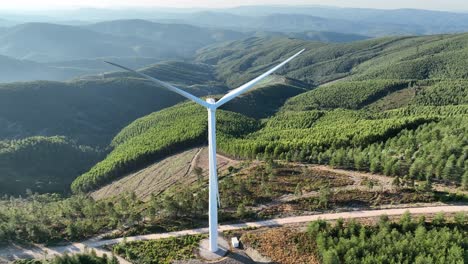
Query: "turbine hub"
206 98 216 104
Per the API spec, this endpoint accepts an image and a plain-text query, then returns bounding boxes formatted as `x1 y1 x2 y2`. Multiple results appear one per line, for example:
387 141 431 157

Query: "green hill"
412 80 468 106
0 136 102 195
221 76 310 118
0 61 225 147
71 102 260 193
0 55 93 83
254 30 369 43
0 23 141 62
196 33 468 87
0 31 465 194
74 32 468 192
282 80 410 111
100 61 227 95
71 75 308 193
165 11 468 37
0 61 228 196
85 19 247 59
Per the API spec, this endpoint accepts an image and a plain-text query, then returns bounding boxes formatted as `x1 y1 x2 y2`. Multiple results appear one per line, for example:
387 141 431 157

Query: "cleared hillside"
91 147 239 201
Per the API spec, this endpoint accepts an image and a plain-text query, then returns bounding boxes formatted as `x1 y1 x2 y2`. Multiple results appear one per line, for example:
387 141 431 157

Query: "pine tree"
442 155 457 181
323 249 340 264
319 184 332 209
462 168 468 190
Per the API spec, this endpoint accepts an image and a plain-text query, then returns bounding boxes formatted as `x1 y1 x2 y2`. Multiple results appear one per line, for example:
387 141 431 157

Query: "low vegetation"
112 235 206 264
13 251 119 264
0 193 143 244
1 157 465 246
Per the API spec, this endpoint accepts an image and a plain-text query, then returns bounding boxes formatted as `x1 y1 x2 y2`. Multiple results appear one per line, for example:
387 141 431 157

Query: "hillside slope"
196 33 468 86
0 61 224 146
91 147 238 201
0 21 249 63
72 74 309 193
85 19 247 57
71 102 260 193
0 55 93 83
76 33 468 193
0 136 102 195
221 76 310 118
0 23 146 62
0 61 228 196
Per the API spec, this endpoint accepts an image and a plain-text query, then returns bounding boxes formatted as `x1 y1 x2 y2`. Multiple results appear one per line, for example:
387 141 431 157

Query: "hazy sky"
1 0 468 11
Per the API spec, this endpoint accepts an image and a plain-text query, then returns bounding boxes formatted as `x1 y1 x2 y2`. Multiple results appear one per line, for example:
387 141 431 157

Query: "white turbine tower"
105 49 304 253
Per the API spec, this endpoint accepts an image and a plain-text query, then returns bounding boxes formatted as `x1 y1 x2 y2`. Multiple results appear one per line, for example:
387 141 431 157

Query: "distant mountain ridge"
0 55 91 83
0 19 368 82
223 6 468 35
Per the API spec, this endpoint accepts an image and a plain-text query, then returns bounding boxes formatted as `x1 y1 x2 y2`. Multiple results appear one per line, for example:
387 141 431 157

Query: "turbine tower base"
198 236 229 261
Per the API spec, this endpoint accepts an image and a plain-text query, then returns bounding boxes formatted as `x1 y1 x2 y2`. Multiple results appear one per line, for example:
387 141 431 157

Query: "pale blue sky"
1 0 467 11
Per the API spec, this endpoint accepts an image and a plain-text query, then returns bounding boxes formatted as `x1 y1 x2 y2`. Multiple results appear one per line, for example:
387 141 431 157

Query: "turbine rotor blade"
214 48 305 108
104 61 211 108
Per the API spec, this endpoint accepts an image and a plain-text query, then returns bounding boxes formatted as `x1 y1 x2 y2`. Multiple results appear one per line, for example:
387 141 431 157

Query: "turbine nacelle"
205 98 217 109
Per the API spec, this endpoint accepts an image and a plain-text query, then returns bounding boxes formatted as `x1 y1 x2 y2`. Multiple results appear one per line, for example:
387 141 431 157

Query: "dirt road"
1 205 466 263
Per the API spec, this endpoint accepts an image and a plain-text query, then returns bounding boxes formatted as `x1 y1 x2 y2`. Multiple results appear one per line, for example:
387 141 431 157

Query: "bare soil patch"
92 147 238 201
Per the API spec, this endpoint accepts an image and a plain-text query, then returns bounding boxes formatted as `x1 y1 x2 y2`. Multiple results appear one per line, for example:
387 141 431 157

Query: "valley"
0 5 467 263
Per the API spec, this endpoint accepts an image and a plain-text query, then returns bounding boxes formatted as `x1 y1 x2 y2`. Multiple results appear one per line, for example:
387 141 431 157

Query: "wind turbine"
105 49 304 253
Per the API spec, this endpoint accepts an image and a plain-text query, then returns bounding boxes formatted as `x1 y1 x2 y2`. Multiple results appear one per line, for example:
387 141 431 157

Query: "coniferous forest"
0 11 467 263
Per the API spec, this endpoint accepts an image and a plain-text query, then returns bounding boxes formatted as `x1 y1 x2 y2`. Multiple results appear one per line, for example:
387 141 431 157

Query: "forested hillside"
84 19 247 59
0 137 102 195
0 55 91 83
220 76 309 118
71 103 260 193
0 61 225 146
0 61 227 195
242 213 468 264
282 80 409 111
73 32 468 193
196 33 468 86
71 75 308 192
